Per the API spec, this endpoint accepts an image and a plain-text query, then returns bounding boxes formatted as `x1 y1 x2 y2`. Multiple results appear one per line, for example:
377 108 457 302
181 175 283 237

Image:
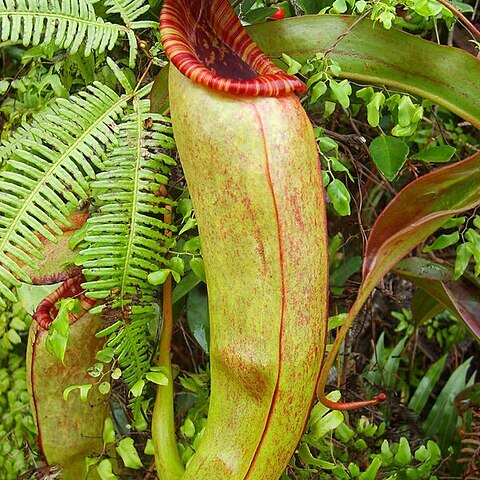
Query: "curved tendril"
317 297 387 411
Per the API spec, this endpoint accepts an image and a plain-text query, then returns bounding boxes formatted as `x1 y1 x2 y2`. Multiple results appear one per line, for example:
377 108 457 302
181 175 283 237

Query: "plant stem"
151 204 185 480
435 0 480 38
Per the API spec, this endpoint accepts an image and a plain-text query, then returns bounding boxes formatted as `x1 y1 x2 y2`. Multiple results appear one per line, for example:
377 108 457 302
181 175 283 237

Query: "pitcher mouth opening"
160 0 307 97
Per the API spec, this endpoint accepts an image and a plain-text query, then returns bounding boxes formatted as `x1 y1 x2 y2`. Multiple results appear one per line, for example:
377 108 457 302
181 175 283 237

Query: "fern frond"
103 0 150 29
0 0 137 64
80 95 177 401
0 82 133 308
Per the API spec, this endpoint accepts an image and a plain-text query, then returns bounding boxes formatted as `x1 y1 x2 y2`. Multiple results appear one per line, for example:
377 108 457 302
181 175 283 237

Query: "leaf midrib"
0 90 133 281
0 10 129 32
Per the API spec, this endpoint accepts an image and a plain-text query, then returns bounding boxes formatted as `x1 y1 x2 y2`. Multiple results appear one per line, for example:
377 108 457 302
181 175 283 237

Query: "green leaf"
408 354 447 414
306 392 341 440
179 217 197 235
146 371 169 386
170 257 185 276
45 298 79 362
298 443 336 469
327 179 351 216
366 92 385 127
99 382 111 395
147 269 170 286
181 417 196 438
144 439 155 455
190 257 206 282
282 53 302 75
380 440 394 466
384 337 407 390
183 236 201 253
329 255 361 291
310 81 328 104
187 286 210 354
412 145 456 163
424 357 473 452
328 313 347 331
88 363 104 378
423 231 459 252
130 379 145 398
397 96 422 127
0 80 8 94
103 417 116 444
63 384 92 403
96 347 115 363
394 437 412 466
106 57 133 94
454 243 473 279
172 271 202 304
95 321 122 338
97 459 119 480
150 66 170 115
243 7 278 23
116 437 143 470
358 457 381 480
177 198 193 220
329 79 352 108
317 136 338 154
369 135 409 181
309 410 344 439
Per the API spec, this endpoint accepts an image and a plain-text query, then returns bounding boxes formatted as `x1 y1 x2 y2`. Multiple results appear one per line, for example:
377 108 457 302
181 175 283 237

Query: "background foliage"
0 0 479 478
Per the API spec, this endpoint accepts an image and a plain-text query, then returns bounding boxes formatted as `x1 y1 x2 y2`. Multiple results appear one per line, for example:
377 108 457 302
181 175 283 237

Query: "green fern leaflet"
0 0 137 64
0 82 132 307
80 95 177 412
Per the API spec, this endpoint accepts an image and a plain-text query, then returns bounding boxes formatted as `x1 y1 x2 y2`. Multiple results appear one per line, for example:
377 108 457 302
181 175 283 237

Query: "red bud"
271 7 285 19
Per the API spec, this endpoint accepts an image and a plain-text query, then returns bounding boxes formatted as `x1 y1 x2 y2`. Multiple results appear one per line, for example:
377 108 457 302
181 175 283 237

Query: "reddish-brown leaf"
394 257 480 341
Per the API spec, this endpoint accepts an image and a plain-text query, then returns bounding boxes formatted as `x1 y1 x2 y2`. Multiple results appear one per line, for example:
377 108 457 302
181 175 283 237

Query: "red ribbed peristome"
160 0 307 97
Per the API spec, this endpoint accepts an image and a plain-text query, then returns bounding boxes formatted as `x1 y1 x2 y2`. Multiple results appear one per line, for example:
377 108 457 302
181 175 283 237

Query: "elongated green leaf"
187 285 210 354
366 333 406 390
411 145 456 163
248 15 480 128
424 357 474 452
150 66 170 115
172 271 202 304
394 257 480 341
383 337 407 390
408 354 447 414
